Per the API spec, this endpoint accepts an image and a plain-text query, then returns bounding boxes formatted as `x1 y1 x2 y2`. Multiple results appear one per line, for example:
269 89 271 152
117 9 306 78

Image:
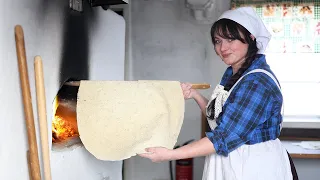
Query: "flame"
53 95 59 118
52 96 79 143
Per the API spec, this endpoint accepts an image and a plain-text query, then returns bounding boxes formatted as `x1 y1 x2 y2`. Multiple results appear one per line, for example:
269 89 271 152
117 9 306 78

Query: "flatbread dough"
76 80 185 161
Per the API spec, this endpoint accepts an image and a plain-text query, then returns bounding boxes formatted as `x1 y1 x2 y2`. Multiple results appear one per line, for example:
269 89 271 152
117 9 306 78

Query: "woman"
139 7 297 180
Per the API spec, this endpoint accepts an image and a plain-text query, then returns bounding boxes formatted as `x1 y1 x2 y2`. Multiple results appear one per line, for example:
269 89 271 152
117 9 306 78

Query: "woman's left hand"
138 147 175 162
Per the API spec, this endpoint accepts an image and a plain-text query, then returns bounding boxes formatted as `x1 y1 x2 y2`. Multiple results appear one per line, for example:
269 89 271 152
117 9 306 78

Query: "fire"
52 96 79 143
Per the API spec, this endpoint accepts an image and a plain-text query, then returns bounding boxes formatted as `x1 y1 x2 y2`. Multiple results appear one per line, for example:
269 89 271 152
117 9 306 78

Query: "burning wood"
52 97 79 143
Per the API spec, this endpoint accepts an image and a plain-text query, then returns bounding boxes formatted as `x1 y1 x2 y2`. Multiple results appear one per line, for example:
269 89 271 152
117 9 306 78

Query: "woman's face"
213 31 249 71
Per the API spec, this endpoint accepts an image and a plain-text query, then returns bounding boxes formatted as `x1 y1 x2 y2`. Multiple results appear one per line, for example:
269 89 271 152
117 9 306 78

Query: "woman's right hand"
180 82 197 100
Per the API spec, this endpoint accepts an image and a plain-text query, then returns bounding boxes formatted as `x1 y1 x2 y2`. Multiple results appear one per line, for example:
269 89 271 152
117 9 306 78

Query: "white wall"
124 0 229 179
0 0 125 179
124 0 320 180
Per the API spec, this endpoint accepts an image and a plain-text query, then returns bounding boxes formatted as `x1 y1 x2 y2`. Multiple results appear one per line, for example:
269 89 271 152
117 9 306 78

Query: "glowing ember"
52 96 79 143
52 116 78 142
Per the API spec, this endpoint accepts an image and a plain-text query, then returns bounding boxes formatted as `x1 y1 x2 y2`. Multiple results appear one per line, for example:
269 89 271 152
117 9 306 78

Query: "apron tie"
206 84 230 130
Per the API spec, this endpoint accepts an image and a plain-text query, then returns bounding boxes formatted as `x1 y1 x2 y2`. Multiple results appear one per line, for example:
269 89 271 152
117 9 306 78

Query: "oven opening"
52 78 82 150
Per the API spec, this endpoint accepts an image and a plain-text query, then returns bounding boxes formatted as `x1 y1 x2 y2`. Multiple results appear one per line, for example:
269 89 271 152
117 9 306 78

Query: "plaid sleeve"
206 79 272 156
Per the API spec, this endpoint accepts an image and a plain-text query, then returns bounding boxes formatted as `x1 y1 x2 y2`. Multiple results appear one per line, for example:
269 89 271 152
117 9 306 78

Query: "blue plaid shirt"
206 54 283 156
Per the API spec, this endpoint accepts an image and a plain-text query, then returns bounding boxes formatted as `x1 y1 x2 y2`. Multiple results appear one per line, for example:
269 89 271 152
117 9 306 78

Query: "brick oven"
1 0 128 179
48 1 128 178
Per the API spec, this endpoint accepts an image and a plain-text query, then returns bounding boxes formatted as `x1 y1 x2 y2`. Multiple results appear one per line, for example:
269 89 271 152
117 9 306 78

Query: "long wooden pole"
34 56 52 180
64 81 211 89
14 25 41 180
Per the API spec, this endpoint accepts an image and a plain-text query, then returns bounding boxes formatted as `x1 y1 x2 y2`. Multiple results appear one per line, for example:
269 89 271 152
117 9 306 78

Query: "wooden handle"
191 83 211 89
15 25 41 180
35 56 52 180
64 81 211 89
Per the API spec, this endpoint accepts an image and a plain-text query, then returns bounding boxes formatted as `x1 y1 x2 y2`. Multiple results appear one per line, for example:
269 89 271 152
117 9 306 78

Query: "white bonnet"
218 7 271 54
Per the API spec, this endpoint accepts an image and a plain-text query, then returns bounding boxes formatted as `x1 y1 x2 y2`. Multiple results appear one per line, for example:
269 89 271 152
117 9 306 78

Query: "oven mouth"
52 78 82 150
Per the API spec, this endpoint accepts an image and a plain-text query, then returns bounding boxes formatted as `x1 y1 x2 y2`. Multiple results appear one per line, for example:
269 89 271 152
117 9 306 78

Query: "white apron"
202 69 293 180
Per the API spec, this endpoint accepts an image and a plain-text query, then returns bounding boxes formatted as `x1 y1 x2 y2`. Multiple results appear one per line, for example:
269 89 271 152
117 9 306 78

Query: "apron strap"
229 69 281 92
228 69 284 129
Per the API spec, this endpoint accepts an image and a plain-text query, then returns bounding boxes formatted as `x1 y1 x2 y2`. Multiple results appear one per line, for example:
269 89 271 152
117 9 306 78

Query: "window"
266 53 320 129
231 1 320 134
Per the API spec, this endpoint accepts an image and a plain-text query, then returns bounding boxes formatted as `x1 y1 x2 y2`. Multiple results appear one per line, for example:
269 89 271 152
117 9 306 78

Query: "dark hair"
207 19 259 120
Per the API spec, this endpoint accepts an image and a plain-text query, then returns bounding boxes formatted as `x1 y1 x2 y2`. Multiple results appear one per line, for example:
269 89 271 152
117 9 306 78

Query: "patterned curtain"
231 0 320 53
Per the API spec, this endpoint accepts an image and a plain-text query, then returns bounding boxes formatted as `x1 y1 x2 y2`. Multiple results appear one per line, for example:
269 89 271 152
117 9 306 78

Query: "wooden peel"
64 81 211 89
34 56 52 180
15 25 41 180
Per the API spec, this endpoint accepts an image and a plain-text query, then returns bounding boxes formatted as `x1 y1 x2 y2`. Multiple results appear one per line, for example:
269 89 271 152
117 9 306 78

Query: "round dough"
76 80 184 161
